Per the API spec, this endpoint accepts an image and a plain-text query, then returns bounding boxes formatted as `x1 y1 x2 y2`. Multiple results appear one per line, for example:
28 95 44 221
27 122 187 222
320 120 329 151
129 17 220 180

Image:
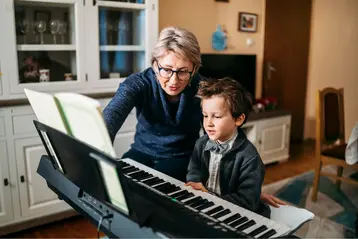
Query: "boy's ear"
235 114 246 127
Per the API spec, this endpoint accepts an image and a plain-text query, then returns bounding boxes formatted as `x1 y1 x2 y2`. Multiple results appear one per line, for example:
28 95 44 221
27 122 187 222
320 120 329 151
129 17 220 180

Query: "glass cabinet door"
3 0 86 94
87 0 157 88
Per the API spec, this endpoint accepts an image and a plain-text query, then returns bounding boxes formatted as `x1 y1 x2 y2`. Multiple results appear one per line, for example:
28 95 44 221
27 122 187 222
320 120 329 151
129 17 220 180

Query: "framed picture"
238 12 258 32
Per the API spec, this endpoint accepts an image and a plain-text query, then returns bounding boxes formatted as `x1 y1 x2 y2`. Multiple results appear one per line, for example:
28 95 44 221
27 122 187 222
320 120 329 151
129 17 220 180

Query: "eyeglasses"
156 61 193 81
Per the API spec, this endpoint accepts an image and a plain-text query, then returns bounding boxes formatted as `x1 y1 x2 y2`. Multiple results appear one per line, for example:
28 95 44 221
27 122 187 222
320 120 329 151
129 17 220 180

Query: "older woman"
103 26 285 207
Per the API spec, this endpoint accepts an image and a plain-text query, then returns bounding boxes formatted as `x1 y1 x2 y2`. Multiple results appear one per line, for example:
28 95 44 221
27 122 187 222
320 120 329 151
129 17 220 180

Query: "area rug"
262 166 358 238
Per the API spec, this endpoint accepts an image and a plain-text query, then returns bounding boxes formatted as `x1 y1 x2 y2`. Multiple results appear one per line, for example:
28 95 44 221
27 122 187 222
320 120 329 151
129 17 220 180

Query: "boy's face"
202 96 245 143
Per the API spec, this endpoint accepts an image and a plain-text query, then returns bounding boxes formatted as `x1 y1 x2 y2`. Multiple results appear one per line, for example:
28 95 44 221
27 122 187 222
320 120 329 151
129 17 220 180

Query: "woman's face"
154 52 194 100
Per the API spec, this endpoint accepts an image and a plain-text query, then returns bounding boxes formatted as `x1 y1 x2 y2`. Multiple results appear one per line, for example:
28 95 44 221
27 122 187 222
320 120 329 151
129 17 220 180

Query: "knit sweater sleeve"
103 74 146 142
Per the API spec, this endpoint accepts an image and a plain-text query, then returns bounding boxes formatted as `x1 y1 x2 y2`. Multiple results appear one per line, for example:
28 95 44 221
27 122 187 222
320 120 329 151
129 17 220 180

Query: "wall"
158 0 265 98
304 0 358 140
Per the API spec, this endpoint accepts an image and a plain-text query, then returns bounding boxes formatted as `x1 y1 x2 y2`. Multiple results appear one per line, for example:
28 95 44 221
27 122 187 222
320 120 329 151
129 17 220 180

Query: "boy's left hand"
185 182 208 192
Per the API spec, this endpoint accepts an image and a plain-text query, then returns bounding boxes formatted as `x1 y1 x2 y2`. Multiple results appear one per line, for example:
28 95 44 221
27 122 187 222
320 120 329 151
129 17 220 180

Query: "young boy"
186 77 270 218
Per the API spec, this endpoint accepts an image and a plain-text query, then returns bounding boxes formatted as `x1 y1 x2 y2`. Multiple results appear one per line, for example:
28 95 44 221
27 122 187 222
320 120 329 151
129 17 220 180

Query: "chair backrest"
316 87 345 150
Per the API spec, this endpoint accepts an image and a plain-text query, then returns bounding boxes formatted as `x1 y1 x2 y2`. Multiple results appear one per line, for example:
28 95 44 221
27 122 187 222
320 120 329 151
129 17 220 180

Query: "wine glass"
49 20 60 44
20 20 30 44
58 21 67 44
35 20 46 44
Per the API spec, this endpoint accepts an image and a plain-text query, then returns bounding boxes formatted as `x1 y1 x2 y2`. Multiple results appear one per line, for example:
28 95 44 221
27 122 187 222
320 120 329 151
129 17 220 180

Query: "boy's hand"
260 192 286 208
185 182 208 192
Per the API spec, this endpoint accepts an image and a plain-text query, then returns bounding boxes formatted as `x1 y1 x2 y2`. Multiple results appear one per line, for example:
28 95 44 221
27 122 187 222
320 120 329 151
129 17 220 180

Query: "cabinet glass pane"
100 0 145 4
13 1 78 85
98 7 145 46
18 51 77 83
14 2 75 45
100 51 144 79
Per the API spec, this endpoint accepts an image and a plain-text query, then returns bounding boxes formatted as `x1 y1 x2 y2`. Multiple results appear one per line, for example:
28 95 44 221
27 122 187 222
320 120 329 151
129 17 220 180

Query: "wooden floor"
4 141 316 238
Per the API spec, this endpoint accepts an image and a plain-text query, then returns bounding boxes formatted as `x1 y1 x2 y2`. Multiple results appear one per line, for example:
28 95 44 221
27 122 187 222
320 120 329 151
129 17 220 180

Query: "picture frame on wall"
238 12 258 32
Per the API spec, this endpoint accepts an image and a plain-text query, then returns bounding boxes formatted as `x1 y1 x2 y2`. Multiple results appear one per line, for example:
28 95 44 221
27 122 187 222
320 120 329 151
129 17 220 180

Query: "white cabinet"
242 115 291 164
258 116 290 164
0 0 158 98
114 132 135 158
0 141 14 225
14 137 71 218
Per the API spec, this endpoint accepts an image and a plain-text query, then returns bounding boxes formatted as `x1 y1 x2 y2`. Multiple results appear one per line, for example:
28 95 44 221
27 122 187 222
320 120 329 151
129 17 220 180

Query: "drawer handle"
20 175 25 183
4 178 9 186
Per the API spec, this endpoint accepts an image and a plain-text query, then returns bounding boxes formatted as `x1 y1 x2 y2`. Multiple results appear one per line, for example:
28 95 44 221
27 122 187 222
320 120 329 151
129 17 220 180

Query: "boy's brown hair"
196 77 253 124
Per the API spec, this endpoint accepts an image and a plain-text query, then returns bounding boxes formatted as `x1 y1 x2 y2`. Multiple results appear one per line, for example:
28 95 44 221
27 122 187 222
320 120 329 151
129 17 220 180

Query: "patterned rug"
262 166 358 238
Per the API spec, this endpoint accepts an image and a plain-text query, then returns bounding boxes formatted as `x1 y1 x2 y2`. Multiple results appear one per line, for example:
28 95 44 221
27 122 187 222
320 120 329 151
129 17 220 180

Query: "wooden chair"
311 87 358 202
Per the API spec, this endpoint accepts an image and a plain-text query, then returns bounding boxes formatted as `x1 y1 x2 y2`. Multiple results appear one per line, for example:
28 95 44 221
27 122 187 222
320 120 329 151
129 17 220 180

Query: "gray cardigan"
186 128 270 218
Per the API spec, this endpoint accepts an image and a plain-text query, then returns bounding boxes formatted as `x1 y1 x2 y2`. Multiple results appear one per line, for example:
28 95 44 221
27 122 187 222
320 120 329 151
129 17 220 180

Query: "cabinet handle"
258 139 262 144
4 178 9 186
20 175 25 183
93 0 96 5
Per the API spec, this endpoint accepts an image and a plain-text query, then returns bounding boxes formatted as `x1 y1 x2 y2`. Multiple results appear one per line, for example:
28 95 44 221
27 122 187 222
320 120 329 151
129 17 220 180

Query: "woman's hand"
185 182 208 192
260 192 287 208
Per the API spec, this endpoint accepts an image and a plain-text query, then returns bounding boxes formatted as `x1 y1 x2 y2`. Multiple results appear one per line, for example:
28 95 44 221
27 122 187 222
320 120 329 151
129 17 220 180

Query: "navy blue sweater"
103 68 203 159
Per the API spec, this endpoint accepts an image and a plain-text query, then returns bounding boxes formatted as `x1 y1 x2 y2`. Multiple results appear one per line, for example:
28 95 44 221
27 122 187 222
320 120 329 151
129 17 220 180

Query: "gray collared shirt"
206 129 238 194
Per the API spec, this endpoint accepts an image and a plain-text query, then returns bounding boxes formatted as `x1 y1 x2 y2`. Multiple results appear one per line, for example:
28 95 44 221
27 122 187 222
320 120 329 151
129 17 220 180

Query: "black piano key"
248 225 268 237
259 229 277 238
165 186 181 194
205 206 224 216
236 220 256 231
176 192 194 201
153 182 173 193
169 190 187 198
212 208 231 219
136 173 153 181
222 213 241 224
122 166 138 174
229 216 248 228
143 177 163 186
190 198 207 208
128 170 147 178
183 196 202 204
196 201 214 211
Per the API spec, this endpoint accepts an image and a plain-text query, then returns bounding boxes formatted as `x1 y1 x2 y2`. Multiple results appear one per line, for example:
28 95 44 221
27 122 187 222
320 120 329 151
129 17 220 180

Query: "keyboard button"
196 201 214 211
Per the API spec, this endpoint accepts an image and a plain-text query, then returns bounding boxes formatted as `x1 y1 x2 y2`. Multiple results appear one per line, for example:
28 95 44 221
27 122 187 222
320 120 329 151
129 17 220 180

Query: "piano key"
259 229 277 238
182 196 202 205
195 201 214 211
205 206 224 216
121 158 291 238
248 225 268 237
176 192 195 201
229 216 248 228
212 208 231 219
169 190 187 198
221 213 241 224
189 198 208 208
236 220 256 231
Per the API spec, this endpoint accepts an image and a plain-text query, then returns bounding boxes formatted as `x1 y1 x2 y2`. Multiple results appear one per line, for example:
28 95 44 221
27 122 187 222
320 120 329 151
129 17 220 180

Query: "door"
0 141 14 225
15 137 71 218
263 0 312 143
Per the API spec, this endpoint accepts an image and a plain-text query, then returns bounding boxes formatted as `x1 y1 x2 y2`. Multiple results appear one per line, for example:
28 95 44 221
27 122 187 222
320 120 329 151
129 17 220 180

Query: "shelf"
96 1 146 10
17 44 76 51
15 0 75 7
99 45 145 51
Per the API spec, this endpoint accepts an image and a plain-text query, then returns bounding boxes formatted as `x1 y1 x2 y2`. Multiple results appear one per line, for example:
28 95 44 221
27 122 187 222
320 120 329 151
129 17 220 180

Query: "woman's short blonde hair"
151 26 201 74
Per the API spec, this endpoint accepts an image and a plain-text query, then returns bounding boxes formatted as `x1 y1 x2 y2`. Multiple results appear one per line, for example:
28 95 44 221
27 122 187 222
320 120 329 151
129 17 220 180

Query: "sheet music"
41 131 64 173
91 153 129 215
